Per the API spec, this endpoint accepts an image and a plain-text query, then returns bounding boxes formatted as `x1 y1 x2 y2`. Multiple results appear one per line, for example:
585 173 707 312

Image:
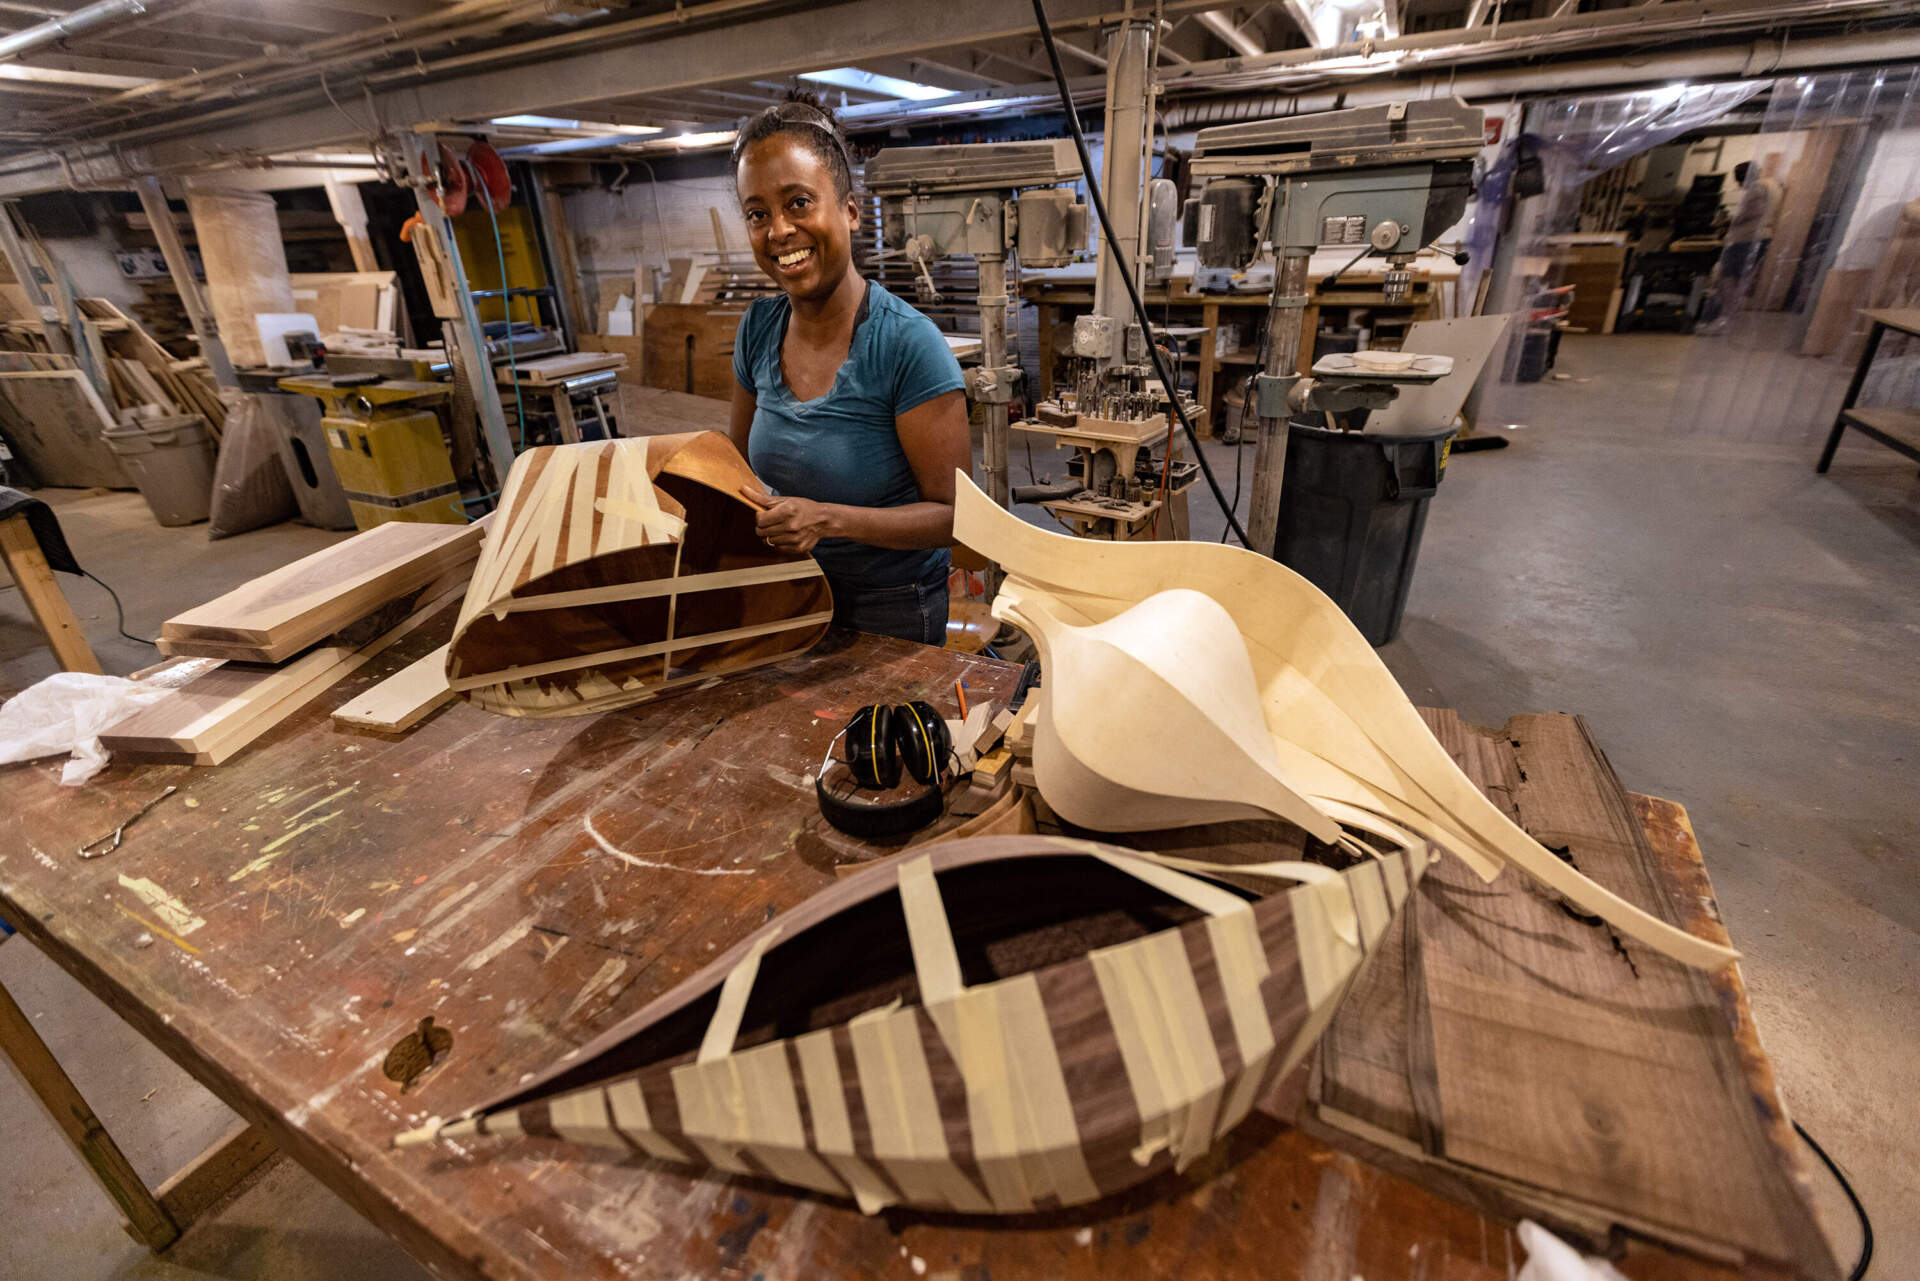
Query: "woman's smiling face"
736 133 859 304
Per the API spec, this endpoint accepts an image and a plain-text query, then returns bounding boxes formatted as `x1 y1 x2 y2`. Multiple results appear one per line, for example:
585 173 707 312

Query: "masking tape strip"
733 1041 847 1195
524 447 574 584
1085 847 1251 920
547 1085 626 1151
939 986 1031 1214
595 496 687 545
1291 874 1363 1009
565 441 601 567
1381 849 1411 907
605 1077 695 1163
1091 929 1223 1173
1348 860 1392 948
1206 909 1276 1137
995 977 1102 1206
669 1059 755 1175
848 1005 992 1213
793 1029 897 1214
697 925 782 1064
898 856 963 1007
1136 851 1339 886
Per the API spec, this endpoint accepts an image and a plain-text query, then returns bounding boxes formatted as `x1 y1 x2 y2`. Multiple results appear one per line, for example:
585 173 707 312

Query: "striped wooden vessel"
446 433 832 718
395 834 1423 1214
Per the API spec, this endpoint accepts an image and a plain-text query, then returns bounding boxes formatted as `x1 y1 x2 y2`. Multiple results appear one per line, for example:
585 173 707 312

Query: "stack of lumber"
0 299 226 435
661 253 779 308
158 520 483 662
101 519 486 765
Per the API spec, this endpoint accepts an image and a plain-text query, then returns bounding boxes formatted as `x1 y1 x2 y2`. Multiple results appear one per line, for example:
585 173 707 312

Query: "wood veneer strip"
446 611 834 691
491 561 823 614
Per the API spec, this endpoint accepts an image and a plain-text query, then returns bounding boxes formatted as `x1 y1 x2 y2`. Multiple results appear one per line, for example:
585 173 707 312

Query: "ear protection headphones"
816 700 952 839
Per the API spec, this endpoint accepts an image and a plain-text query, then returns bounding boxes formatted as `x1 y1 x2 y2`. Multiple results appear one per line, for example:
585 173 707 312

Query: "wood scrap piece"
106 587 460 765
0 369 128 488
332 643 453 733
159 520 482 663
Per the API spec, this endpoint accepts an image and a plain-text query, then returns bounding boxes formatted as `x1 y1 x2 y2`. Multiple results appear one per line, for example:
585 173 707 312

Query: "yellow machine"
277 377 464 529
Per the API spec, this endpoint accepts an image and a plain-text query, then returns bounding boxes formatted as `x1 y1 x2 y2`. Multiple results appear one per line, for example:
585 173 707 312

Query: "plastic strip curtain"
1473 82 1764 392
1669 66 1920 444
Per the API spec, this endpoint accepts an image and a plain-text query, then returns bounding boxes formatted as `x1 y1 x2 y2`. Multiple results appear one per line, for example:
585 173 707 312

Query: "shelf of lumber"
0 666 1832 1280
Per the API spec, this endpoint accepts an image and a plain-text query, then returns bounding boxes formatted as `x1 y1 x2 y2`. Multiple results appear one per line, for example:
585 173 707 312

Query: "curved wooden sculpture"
395 834 1421 1213
446 434 832 717
954 473 1735 971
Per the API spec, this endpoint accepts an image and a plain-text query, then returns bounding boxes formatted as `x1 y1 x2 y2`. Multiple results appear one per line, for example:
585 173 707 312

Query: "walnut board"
1308 711 1835 1278
159 519 482 663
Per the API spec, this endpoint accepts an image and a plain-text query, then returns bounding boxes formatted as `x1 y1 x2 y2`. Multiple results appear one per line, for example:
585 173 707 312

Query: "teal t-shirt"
733 281 964 588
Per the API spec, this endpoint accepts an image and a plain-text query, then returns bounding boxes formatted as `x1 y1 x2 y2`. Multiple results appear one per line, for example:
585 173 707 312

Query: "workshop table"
0 629 1831 1280
1815 307 1920 472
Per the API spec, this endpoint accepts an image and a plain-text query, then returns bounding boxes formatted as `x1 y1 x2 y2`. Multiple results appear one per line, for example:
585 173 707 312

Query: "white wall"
37 227 145 311
564 173 751 304
1833 126 1920 268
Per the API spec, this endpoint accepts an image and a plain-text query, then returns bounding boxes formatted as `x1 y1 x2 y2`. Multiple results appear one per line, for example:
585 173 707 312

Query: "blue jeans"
829 562 949 647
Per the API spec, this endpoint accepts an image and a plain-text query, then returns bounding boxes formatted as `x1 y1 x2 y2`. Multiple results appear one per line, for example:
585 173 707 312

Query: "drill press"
865 138 1086 524
1187 98 1484 555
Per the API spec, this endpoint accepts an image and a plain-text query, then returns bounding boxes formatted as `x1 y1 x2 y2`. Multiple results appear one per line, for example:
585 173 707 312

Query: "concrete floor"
2 331 1912 1275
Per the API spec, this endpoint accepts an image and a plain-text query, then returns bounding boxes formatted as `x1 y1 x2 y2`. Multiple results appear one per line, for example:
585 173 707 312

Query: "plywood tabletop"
0 639 1826 1281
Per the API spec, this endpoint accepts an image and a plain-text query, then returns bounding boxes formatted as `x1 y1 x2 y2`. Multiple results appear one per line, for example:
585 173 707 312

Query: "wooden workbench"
0 627 1832 1280
1022 271 1444 433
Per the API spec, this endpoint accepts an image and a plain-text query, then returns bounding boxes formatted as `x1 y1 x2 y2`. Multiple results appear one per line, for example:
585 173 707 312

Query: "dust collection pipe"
0 0 176 60
1159 29 1920 129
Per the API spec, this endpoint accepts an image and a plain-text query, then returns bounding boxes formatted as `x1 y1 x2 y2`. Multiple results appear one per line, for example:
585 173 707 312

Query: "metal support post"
400 132 516 489
1245 250 1311 556
977 251 1010 511
1091 19 1153 347
133 176 235 387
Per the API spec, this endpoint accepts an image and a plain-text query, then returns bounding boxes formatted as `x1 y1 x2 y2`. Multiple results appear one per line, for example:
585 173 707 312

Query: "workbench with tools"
0 601 1835 1279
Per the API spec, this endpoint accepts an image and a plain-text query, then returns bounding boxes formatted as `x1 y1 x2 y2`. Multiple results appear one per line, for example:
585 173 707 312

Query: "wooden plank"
331 642 452 733
1310 712 1834 1277
501 351 625 386
112 590 461 765
0 977 178 1250
151 1122 277 1230
0 514 103 674
159 520 481 662
0 369 129 489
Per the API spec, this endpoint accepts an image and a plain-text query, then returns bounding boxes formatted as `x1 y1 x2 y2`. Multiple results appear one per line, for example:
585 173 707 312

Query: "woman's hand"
746 488 837 554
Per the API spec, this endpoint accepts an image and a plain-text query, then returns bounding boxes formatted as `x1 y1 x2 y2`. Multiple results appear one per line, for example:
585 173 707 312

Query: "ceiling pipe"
0 0 177 60
1157 28 1920 128
1196 9 1266 57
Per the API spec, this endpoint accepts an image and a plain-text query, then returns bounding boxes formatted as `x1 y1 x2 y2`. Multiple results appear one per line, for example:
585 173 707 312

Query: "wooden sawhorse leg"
0 975 276 1252
0 513 102 674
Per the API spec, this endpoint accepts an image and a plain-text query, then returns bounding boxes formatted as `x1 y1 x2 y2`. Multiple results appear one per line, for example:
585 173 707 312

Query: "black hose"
1030 0 1251 548
1795 1119 1873 1280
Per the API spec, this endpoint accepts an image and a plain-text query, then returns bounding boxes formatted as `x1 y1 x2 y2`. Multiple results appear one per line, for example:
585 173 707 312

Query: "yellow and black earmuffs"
815 700 952 838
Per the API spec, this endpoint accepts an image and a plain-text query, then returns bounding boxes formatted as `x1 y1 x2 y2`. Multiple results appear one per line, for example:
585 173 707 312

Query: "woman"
729 94 973 646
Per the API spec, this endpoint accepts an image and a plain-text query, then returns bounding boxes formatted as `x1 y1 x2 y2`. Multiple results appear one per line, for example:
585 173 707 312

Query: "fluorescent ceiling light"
671 130 737 148
489 114 660 135
799 67 949 101
0 63 155 89
491 114 582 128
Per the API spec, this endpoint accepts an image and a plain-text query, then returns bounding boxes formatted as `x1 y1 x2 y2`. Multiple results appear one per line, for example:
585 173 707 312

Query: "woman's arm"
729 382 757 457
747 388 971 554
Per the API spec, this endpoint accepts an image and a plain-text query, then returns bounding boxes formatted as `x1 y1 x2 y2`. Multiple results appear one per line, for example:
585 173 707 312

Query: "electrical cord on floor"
1031 0 1251 548
80 569 155 647
1794 1119 1873 1280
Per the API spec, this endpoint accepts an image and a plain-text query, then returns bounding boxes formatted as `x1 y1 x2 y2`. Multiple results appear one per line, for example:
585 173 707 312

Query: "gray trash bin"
103 414 216 526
